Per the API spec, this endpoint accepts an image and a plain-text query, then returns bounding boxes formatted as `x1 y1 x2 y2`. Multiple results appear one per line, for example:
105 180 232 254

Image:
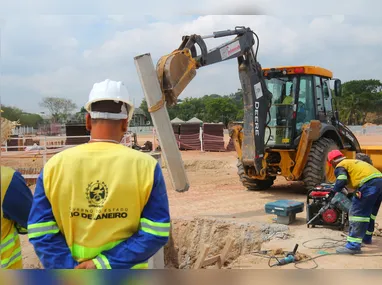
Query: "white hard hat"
85 79 134 121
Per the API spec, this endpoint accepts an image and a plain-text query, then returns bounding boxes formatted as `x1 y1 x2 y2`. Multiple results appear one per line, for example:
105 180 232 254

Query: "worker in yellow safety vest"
328 150 382 254
27 79 171 269
1 166 33 269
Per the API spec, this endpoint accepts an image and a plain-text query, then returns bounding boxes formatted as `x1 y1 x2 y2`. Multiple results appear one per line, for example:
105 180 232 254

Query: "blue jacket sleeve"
91 162 170 269
27 170 79 269
2 170 33 232
333 167 349 192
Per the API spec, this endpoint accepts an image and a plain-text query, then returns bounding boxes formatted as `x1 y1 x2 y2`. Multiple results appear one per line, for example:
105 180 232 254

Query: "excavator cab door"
265 76 298 147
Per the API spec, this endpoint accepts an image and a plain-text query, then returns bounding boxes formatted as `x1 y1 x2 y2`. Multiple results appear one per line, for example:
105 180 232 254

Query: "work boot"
336 246 361 254
362 238 372 245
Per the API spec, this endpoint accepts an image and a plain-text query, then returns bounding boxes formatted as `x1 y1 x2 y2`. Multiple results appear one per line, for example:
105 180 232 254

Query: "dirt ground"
2 133 382 269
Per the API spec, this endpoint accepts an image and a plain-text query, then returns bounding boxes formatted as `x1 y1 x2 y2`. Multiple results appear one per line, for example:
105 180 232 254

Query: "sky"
0 0 381 114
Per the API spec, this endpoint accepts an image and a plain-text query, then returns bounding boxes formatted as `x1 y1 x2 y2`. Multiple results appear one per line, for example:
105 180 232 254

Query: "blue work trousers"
346 178 382 250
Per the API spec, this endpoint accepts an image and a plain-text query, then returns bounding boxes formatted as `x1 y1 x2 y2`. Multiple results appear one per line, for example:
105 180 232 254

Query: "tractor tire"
356 152 373 165
237 159 275 191
302 137 339 191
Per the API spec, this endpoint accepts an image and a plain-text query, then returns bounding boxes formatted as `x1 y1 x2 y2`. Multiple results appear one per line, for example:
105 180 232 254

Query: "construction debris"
193 237 234 269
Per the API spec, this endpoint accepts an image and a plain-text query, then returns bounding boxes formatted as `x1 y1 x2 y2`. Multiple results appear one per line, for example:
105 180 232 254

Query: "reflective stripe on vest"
69 240 124 260
1 247 22 268
1 166 23 269
360 172 382 187
1 230 19 254
336 159 382 189
131 262 149 269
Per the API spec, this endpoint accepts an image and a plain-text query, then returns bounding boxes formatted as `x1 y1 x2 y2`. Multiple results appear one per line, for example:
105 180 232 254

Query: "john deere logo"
86 181 109 207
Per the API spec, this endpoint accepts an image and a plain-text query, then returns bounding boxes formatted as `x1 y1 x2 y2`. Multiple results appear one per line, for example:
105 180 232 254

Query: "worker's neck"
90 129 123 143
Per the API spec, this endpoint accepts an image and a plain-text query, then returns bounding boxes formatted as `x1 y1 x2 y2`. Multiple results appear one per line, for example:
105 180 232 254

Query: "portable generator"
306 183 352 231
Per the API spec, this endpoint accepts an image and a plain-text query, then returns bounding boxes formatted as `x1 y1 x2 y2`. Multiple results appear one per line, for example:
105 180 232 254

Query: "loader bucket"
360 146 382 171
156 49 198 106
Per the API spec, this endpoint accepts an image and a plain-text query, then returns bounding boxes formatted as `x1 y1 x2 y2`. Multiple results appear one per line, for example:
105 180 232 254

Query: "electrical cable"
251 237 382 270
301 237 346 249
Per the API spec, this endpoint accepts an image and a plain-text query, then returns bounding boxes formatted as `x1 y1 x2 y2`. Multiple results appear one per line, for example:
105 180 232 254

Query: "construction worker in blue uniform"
1 166 33 269
328 150 382 254
27 79 171 269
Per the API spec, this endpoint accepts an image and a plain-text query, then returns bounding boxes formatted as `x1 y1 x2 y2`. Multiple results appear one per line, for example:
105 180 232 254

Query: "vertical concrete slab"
134 53 189 193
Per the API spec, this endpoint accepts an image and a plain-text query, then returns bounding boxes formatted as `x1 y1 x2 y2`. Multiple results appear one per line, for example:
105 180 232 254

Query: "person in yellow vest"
1 166 33 269
328 150 382 254
282 85 294 104
27 79 171 269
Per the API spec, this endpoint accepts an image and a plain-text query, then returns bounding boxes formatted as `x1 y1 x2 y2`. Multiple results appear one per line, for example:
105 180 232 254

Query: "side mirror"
334 79 342 97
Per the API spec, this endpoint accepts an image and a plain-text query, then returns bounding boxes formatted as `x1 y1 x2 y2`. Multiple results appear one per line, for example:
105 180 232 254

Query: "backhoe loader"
154 26 381 191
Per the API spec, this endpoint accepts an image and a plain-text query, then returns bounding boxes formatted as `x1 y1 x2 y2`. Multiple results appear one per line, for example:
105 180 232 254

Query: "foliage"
39 97 77 123
1 105 43 128
336 79 382 125
1 106 23 121
139 90 244 127
140 80 382 127
68 107 87 124
19 113 44 128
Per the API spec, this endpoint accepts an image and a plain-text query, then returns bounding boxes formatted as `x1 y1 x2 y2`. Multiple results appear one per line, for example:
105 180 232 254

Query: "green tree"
70 107 87 124
204 97 239 127
19 113 44 128
1 105 43 127
39 97 77 123
1 106 23 121
339 79 382 125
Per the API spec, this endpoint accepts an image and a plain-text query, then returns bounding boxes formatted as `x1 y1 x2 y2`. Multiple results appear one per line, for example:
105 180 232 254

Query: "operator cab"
263 66 338 148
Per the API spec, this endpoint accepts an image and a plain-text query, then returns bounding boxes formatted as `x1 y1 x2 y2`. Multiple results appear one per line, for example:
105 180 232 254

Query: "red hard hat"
327 150 344 162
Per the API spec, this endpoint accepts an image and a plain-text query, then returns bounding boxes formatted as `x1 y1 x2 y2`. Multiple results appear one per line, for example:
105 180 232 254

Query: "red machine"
306 183 351 231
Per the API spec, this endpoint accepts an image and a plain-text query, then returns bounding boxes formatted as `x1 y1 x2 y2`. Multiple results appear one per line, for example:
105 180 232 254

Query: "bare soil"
2 133 382 269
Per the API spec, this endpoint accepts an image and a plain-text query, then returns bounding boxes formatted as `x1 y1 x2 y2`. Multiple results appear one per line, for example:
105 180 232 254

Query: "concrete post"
134 53 189 193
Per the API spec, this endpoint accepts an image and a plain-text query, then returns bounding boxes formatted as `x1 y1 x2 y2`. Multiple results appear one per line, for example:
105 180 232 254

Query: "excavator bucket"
156 48 198 106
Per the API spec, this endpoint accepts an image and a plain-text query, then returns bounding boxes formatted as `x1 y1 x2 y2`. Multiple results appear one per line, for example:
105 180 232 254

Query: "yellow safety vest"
1 166 23 269
336 159 382 189
40 142 158 265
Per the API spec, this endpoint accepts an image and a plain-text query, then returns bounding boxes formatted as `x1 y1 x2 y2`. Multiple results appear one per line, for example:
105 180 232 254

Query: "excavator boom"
156 26 272 174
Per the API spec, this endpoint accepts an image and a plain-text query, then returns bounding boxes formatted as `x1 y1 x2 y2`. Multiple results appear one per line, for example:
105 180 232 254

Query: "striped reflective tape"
140 218 170 237
366 231 373 236
347 236 362 243
371 214 376 220
70 240 123 260
93 254 112 269
131 262 149 269
27 221 60 239
1 247 22 268
337 174 348 180
349 216 370 223
1 230 19 253
360 172 382 187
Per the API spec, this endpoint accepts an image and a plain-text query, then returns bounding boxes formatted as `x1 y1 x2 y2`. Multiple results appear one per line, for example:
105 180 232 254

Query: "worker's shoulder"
43 144 86 168
1 165 14 172
1 165 15 178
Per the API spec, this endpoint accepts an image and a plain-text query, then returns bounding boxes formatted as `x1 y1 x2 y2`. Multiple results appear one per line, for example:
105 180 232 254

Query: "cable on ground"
251 236 382 269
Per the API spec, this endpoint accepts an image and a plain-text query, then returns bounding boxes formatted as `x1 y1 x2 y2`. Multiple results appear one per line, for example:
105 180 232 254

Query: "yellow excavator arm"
154 26 273 175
